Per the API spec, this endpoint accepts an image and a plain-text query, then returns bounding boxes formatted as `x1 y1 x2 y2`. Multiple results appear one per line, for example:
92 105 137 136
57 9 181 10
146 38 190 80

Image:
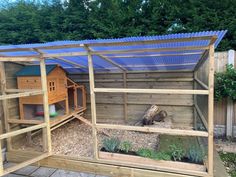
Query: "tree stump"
142 105 160 125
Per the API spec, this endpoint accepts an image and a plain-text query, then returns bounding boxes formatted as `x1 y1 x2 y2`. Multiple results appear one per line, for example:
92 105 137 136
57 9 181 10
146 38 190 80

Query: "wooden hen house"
15 64 86 128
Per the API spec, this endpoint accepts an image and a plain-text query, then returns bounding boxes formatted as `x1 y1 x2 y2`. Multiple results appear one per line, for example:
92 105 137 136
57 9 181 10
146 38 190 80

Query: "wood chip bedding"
13 119 160 158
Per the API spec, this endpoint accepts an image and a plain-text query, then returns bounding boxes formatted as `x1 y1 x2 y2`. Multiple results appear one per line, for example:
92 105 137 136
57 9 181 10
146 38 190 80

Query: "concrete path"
3 163 108 177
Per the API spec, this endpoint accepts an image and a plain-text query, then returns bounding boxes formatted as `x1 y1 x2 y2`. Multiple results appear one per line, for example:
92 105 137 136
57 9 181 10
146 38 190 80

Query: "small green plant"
136 148 153 158
169 144 185 161
102 137 120 152
120 141 132 153
137 148 171 161
187 145 205 164
152 152 172 161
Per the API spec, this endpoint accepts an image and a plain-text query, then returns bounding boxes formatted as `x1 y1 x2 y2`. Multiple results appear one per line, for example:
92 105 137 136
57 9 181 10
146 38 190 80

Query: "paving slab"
3 174 27 177
79 172 96 177
14 165 39 176
50 169 81 177
30 167 57 177
3 162 16 169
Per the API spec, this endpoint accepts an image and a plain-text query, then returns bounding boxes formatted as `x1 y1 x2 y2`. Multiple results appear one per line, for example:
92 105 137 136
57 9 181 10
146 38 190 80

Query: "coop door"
0 90 51 176
0 113 51 176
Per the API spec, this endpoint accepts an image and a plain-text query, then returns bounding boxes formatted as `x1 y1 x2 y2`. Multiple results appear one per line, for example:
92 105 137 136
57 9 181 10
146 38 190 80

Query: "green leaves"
136 148 171 161
119 141 132 153
0 0 234 50
215 64 236 101
169 143 185 161
102 137 120 153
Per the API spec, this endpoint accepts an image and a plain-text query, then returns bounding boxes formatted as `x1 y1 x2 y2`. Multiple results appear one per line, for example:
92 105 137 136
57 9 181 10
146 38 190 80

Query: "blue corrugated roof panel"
0 30 227 73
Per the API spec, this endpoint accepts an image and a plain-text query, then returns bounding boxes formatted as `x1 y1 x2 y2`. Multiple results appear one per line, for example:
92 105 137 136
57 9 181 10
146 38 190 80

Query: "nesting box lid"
15 64 58 77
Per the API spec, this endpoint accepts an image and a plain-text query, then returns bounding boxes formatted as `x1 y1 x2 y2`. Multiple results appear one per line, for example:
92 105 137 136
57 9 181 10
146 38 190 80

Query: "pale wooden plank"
207 44 214 176
87 52 98 159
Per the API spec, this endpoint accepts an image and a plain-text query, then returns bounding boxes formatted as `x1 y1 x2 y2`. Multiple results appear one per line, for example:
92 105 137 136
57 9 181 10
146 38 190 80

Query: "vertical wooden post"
87 52 98 159
0 62 12 151
39 59 52 154
226 50 235 138
0 141 3 176
193 71 197 129
123 72 128 121
208 44 214 177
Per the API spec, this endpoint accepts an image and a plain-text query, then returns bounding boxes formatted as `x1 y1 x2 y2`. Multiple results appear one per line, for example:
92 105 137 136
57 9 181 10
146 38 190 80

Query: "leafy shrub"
152 152 172 161
169 144 185 161
187 145 205 164
102 137 120 152
136 148 153 158
215 64 236 101
120 141 132 153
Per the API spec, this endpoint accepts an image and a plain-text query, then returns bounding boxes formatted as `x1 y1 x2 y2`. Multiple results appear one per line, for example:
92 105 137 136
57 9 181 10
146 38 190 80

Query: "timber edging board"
7 150 228 177
7 150 200 177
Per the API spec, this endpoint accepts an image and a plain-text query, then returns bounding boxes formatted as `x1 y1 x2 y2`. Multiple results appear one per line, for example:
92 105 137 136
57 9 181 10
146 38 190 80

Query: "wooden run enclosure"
0 31 228 177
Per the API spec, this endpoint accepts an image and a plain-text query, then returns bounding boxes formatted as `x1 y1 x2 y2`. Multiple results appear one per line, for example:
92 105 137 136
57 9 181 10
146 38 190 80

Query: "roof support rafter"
33 48 88 70
83 45 127 72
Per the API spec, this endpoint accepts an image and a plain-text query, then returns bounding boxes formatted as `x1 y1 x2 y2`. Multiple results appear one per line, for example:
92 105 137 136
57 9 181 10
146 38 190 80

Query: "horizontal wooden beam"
43 52 88 58
8 119 43 125
7 150 205 177
72 70 193 75
0 123 46 140
109 52 203 58
5 89 42 93
0 56 40 61
96 123 208 137
74 78 194 83
91 46 209 55
86 101 193 107
0 90 43 100
32 46 209 58
94 88 209 95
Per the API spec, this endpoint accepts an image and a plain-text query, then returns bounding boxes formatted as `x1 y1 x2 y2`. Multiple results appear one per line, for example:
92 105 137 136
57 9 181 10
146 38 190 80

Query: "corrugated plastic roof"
0 30 227 73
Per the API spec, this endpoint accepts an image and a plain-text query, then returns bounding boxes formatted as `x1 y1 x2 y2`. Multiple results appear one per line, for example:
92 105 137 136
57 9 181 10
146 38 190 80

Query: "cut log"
142 105 160 125
153 110 168 122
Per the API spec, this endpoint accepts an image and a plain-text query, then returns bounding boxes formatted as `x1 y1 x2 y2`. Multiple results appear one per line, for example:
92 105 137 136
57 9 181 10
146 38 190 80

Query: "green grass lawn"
219 152 236 177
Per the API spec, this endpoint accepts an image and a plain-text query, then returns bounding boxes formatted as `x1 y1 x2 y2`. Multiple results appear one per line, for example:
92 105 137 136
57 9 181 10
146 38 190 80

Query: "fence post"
226 50 235 138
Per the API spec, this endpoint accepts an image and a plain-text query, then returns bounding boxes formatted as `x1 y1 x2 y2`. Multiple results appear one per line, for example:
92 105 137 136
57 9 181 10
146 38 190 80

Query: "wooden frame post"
193 71 197 130
123 72 128 121
87 52 98 159
0 62 12 151
39 59 52 154
208 44 214 176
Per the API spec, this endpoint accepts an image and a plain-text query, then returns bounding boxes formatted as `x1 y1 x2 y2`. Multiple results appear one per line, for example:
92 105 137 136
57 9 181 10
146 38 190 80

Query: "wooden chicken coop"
8 64 87 128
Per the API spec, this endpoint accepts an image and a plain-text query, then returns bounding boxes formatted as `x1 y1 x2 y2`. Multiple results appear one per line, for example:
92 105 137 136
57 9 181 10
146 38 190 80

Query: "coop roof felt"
0 30 227 73
15 64 58 76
